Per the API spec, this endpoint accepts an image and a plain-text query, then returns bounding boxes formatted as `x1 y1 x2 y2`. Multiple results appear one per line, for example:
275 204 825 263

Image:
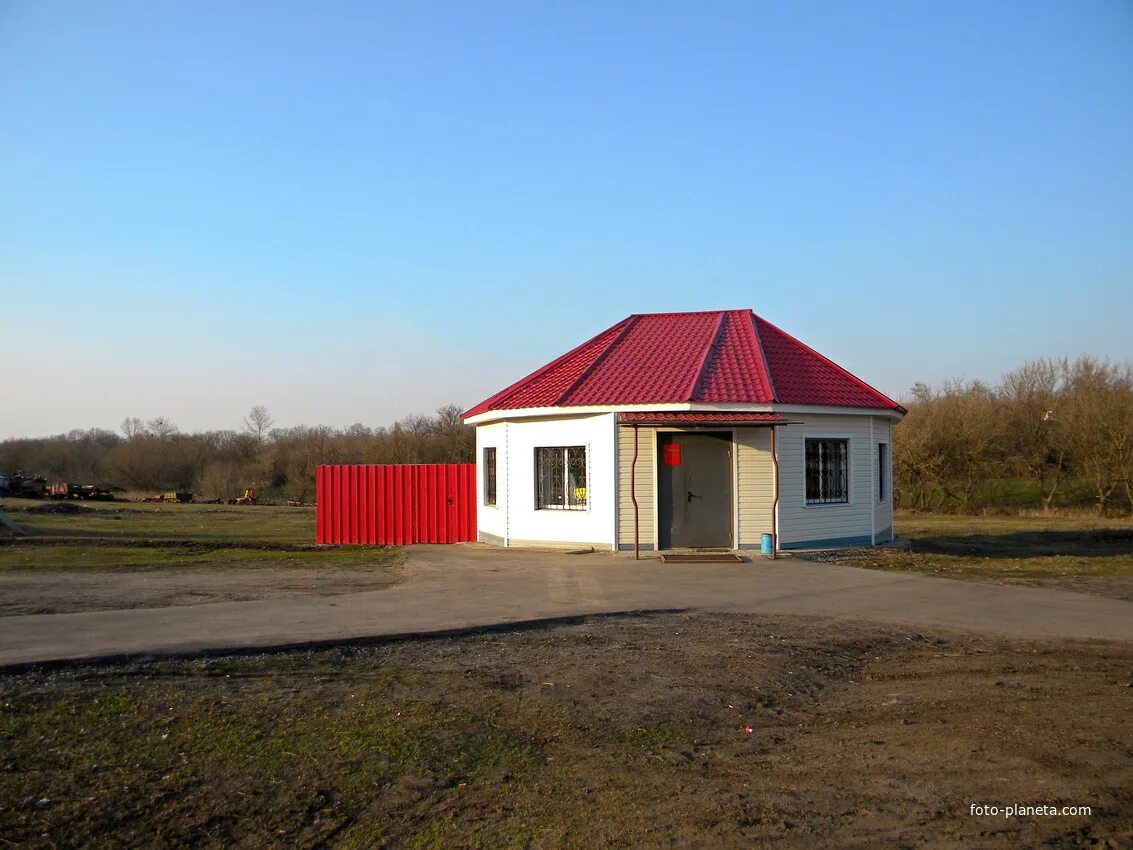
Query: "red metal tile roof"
618 412 786 424
462 310 904 418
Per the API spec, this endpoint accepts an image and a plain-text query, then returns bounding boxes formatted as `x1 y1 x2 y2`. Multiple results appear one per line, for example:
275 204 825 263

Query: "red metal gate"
315 464 476 545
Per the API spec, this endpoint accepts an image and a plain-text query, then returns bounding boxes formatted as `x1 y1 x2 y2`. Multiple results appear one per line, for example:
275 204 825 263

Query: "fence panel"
315 463 476 545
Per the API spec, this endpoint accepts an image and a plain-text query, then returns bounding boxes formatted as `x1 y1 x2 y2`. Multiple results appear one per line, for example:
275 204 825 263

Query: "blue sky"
2 0 1131 437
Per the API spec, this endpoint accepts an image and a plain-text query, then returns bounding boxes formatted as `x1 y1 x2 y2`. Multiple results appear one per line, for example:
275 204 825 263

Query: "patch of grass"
0 499 316 544
0 654 545 849
2 614 1130 848
814 512 1133 599
0 500 403 575
895 510 1133 541
0 543 397 572
832 547 1133 579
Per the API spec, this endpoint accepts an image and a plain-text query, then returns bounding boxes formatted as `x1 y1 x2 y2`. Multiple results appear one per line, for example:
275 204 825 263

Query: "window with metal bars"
877 443 887 502
483 447 497 506
534 446 587 510
805 438 849 504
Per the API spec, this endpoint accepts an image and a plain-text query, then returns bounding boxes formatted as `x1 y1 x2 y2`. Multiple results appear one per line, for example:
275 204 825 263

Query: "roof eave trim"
466 401 905 425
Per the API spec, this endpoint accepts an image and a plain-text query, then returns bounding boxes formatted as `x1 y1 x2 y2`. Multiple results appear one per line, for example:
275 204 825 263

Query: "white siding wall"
617 425 656 549
776 413 875 548
484 413 617 548
475 421 508 545
735 427 775 547
873 417 894 542
480 411 893 550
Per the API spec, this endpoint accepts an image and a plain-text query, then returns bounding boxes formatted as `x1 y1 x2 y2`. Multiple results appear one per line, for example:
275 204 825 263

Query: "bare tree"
146 417 179 438
1000 359 1068 511
121 417 147 439
1061 357 1133 514
243 406 275 443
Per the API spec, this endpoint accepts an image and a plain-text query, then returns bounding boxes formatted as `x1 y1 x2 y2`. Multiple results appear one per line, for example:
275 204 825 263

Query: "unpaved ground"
0 563 405 616
2 612 1130 848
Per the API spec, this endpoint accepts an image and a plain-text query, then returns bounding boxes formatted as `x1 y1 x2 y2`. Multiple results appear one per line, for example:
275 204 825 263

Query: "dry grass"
2 613 1129 849
812 512 1133 600
0 498 316 544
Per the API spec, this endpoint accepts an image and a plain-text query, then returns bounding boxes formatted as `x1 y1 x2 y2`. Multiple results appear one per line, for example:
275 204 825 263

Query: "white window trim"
482 446 498 509
877 439 890 504
534 444 590 512
802 434 852 508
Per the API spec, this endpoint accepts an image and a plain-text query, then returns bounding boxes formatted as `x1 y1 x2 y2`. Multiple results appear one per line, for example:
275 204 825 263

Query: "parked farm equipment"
142 492 194 503
0 471 47 498
46 483 115 501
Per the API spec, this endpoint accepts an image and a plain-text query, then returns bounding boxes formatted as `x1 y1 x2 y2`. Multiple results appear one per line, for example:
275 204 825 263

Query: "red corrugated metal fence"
316 464 476 545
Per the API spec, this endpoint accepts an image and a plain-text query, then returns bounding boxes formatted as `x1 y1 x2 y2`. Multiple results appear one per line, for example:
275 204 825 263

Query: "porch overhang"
617 411 787 426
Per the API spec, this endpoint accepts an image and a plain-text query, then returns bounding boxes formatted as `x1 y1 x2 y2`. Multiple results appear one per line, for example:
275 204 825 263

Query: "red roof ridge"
753 313 905 413
627 308 746 318
685 311 727 400
745 310 779 402
553 314 640 405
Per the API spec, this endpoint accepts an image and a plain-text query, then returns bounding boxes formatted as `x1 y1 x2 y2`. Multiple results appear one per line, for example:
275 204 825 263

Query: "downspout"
770 425 779 559
631 425 640 560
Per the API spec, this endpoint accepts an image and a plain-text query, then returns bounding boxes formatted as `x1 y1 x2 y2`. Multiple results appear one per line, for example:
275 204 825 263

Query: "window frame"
534 445 588 511
877 442 887 503
803 436 851 506
483 446 497 507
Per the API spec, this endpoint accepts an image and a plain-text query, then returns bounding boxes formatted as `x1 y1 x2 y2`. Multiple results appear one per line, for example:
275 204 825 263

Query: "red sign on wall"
662 444 682 466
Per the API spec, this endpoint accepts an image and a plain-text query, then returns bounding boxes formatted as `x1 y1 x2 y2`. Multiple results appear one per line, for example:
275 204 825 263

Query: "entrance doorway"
657 432 733 549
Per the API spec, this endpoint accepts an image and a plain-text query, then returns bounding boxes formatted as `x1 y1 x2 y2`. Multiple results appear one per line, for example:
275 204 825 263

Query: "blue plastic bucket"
760 533 774 555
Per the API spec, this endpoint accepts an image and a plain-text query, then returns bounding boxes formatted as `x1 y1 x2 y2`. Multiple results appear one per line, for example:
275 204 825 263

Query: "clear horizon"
3 1 1131 439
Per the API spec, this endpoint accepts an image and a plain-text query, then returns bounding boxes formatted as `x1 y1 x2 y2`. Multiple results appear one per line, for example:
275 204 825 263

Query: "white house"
461 310 905 553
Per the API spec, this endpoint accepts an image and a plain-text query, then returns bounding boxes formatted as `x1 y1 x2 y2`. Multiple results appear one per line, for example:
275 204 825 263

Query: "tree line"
0 405 474 503
4 354 1132 514
894 356 1133 514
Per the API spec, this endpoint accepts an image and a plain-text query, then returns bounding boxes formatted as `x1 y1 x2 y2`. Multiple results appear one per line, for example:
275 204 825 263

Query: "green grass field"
0 498 316 543
0 499 396 573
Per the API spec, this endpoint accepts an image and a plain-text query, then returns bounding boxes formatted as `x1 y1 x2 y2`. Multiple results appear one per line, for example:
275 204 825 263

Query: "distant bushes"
0 405 473 504
895 356 1133 515
6 357 1133 516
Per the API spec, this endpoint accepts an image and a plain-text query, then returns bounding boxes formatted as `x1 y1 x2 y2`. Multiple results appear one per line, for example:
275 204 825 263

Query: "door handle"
687 491 700 502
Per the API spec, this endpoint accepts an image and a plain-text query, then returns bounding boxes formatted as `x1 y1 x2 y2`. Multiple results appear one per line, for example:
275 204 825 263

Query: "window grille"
877 443 887 502
484 447 497 506
805 438 849 504
535 446 587 510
